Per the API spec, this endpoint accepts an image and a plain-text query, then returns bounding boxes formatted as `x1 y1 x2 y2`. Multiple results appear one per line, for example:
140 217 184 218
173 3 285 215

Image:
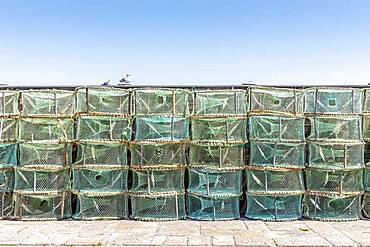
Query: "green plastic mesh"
249 141 305 168
21 90 75 117
0 168 14 192
76 87 130 115
303 193 362 221
364 167 369 192
0 192 13 219
73 192 128 220
245 193 302 221
193 89 248 116
364 193 370 218
192 117 247 142
0 90 19 116
250 87 304 115
362 115 370 141
249 116 305 142
0 143 17 167
135 116 189 141
130 192 186 220
0 117 18 142
187 193 240 220
133 88 190 116
364 89 370 113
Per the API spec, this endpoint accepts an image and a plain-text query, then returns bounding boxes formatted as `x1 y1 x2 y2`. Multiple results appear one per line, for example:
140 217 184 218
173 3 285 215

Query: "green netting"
303 193 362 221
0 90 19 116
0 143 17 167
135 116 189 141
362 115 370 141
76 87 130 115
193 89 248 116
0 117 18 141
133 88 190 116
130 168 184 194
72 166 128 192
76 115 131 141
0 168 14 192
364 166 369 192
14 167 70 192
304 88 363 114
13 192 71 220
19 143 72 167
188 169 242 195
246 168 304 194
250 141 305 168
364 90 370 113
187 193 240 220
192 117 247 142
364 193 370 218
249 116 305 142
308 142 364 169
189 142 244 169
21 90 75 117
305 168 363 194
73 192 128 220
130 192 186 220
245 193 302 221
0 192 13 219
250 87 304 115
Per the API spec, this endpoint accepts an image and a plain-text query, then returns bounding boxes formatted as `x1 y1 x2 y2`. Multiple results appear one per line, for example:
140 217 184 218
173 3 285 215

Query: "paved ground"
0 220 369 246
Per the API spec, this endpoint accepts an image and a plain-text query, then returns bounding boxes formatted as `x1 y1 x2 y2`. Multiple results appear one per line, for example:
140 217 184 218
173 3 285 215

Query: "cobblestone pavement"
0 220 369 246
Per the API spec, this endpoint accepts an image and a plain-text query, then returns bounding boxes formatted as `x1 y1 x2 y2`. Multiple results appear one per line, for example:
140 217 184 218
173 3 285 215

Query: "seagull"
119 74 131 84
102 79 110 86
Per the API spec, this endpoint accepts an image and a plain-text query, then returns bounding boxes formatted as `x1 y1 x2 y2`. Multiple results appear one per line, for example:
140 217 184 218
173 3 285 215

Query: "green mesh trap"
0 192 13 219
250 87 304 115
364 89 370 113
364 193 370 218
73 192 128 220
0 117 18 142
191 117 247 142
0 167 14 192
362 115 370 141
0 90 19 116
76 87 130 115
130 192 186 221
245 193 302 221
249 141 305 168
133 88 190 116
364 166 369 192
0 143 17 167
249 115 305 142
187 193 240 220
303 193 362 221
304 88 363 114
21 89 75 117
193 89 248 116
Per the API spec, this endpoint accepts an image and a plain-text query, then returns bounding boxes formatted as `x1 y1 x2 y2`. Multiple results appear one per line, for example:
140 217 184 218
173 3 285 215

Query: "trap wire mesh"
0 90 19 116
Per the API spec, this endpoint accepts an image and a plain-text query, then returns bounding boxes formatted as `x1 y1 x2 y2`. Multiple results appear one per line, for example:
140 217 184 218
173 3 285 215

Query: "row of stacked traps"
303 88 364 221
246 87 305 221
362 89 370 218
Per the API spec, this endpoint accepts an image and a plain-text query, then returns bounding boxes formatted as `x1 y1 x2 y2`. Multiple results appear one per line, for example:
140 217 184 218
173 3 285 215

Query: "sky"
0 0 370 86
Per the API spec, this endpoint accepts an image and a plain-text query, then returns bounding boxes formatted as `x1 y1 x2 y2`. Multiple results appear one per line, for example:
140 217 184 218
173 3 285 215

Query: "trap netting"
73 192 128 220
249 141 305 168
249 87 304 115
364 89 370 113
13 192 72 220
303 193 362 221
0 192 13 219
304 88 363 115
364 193 370 218
0 167 14 192
245 193 302 221
362 115 370 141
0 143 17 167
76 87 130 115
191 117 247 142
0 90 19 116
21 89 75 117
192 89 248 116
365 167 370 192
133 88 190 116
130 192 186 221
0 117 18 142
249 115 305 142
187 193 241 220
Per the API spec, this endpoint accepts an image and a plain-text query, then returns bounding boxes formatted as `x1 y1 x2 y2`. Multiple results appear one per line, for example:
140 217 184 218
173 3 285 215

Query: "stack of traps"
362 90 370 219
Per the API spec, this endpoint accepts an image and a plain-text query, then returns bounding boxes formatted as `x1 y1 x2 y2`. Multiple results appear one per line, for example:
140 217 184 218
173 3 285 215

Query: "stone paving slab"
0 220 369 246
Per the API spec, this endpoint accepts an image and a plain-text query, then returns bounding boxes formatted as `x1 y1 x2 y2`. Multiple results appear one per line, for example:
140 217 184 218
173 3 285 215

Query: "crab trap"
0 192 13 219
362 115 370 141
187 193 241 220
0 167 14 192
364 193 370 218
0 143 17 167
0 90 19 116
0 117 18 142
365 166 369 192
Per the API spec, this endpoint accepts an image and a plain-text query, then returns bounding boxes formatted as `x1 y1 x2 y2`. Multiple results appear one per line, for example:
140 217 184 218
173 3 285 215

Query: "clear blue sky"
1 0 370 86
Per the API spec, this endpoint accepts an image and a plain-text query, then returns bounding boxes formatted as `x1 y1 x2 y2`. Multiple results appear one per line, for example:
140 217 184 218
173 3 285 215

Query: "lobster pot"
364 193 370 218
0 90 19 116
188 169 242 195
192 117 247 142
189 142 245 169
249 116 305 142
250 87 304 115
73 192 128 220
305 88 363 115
0 192 13 219
362 115 370 141
76 115 131 141
76 87 130 115
21 90 75 117
246 168 304 194
250 141 305 168
245 193 302 221
303 193 362 221
193 89 248 116
13 192 71 220
308 142 364 169
19 143 72 167
14 167 70 193
0 117 18 142
365 166 370 192
0 143 17 167
187 193 240 220
305 168 364 194
133 88 190 116
0 167 14 192
130 168 185 194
